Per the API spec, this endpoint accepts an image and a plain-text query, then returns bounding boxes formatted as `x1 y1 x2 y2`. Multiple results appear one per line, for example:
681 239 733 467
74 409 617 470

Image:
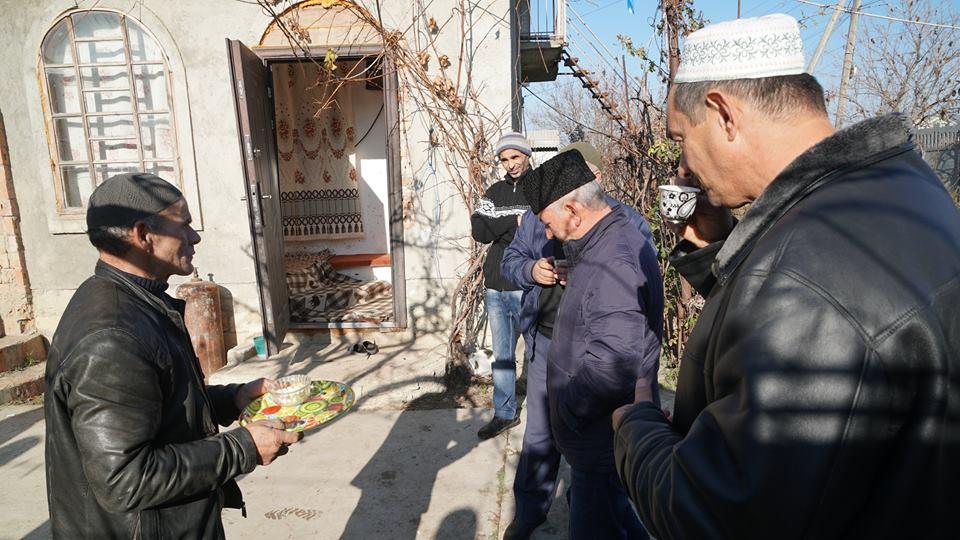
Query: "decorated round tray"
240 379 355 432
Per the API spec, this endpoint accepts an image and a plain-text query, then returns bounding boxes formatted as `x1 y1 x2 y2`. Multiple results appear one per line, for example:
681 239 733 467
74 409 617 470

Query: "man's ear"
129 221 153 252
564 201 582 226
704 89 740 142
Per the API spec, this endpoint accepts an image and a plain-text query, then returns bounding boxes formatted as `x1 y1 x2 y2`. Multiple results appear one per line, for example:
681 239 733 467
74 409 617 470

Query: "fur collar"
714 113 915 283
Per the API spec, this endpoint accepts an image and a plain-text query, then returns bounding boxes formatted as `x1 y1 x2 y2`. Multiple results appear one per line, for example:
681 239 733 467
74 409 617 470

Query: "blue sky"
524 0 960 126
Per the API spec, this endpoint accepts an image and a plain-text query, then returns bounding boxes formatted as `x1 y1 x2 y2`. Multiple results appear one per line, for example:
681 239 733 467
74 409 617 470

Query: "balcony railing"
518 0 566 44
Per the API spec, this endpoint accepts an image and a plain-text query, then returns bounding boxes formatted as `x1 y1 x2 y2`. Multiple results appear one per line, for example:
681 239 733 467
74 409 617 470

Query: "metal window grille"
39 10 181 212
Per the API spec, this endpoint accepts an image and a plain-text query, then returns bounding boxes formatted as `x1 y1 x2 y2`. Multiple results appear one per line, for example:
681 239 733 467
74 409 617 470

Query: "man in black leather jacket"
612 14 960 539
44 173 300 539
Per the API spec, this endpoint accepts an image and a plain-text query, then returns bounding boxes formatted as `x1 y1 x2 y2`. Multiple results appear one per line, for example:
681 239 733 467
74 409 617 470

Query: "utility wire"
566 23 636 91
524 88 619 140
567 4 644 94
745 0 788 17
566 27 644 99
582 0 621 16
794 0 960 30
565 39 618 79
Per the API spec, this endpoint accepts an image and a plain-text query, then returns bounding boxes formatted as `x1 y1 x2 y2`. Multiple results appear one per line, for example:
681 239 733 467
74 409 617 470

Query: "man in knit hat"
612 14 960 538
45 173 300 538
471 132 533 440
514 149 663 540
500 142 658 539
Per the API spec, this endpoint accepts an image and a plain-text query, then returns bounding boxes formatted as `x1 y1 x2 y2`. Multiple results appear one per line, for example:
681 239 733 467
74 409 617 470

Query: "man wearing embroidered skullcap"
45 172 300 538
510 148 662 539
499 142 660 539
612 14 960 539
472 132 533 440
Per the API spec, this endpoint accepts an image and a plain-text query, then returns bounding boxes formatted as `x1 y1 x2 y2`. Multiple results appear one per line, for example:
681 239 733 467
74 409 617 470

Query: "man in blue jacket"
515 149 663 539
500 143 657 539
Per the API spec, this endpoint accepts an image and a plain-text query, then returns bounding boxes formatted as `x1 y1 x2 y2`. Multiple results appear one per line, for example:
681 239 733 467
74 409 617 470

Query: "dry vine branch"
254 0 507 374
529 1 708 379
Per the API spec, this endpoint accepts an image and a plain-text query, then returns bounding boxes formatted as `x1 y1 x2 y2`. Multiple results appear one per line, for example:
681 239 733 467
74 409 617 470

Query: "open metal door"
227 39 289 356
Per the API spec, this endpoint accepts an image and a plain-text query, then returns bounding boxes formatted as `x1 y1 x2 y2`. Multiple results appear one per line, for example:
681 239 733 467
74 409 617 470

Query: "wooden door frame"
255 44 408 329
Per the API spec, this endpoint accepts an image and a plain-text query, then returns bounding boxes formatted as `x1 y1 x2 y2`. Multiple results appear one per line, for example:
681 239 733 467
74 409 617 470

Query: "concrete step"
0 361 45 404
0 333 47 373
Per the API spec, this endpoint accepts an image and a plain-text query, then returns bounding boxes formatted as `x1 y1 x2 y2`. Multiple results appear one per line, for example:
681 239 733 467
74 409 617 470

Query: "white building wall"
0 0 515 347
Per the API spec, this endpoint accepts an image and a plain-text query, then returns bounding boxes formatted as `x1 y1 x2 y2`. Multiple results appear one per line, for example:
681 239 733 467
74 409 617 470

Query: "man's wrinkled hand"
235 378 273 410
665 176 735 248
245 419 302 465
669 195 735 249
612 377 654 431
531 257 558 286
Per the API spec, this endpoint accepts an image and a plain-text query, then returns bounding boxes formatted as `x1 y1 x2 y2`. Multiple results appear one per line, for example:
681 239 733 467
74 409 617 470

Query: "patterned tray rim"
239 379 355 432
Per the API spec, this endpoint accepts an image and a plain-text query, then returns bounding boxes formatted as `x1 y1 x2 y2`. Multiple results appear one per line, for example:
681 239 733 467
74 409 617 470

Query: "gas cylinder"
175 270 227 379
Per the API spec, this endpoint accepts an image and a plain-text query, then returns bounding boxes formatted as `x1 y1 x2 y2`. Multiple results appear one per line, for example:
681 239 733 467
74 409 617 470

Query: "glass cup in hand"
553 257 569 285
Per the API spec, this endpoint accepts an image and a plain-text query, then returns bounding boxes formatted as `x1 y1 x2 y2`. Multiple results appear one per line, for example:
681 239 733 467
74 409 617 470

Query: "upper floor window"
40 11 179 211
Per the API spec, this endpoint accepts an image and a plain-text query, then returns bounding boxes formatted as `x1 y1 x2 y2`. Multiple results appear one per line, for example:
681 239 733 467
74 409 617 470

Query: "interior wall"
278 70 390 259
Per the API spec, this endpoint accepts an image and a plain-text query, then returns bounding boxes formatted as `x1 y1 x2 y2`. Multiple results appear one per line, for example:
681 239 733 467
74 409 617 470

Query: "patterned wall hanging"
275 63 365 240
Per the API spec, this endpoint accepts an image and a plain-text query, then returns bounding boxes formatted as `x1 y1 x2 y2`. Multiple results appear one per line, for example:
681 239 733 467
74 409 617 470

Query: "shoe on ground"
477 415 520 440
503 518 544 540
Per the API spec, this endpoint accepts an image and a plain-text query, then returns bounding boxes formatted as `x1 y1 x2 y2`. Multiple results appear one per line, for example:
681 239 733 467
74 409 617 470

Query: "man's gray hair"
672 73 827 124
88 214 164 256
547 181 608 213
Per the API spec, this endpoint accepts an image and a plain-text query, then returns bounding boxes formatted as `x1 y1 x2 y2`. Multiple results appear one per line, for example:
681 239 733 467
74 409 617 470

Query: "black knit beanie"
520 149 594 214
86 172 183 231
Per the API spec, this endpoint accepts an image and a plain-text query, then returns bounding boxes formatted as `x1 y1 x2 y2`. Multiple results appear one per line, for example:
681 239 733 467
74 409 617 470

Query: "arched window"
39 10 180 211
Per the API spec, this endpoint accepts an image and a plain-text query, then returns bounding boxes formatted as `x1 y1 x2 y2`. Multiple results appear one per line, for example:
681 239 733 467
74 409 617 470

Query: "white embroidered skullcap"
675 14 806 84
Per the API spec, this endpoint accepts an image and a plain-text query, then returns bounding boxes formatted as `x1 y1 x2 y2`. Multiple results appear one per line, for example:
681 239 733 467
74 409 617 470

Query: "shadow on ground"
339 389 482 539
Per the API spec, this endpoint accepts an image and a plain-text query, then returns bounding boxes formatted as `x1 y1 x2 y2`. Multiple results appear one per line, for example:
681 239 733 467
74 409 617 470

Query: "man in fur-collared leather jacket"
612 14 960 540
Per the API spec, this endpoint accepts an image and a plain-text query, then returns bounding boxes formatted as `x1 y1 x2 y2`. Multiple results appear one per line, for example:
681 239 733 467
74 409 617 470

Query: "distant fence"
526 129 561 167
915 126 960 192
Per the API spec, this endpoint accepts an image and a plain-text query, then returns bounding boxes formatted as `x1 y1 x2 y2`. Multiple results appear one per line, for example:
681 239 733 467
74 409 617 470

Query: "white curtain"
274 63 365 240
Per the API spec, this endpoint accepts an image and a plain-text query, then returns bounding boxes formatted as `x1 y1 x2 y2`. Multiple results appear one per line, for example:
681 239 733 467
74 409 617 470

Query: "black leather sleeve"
668 240 723 296
206 383 244 427
614 271 873 539
61 329 258 513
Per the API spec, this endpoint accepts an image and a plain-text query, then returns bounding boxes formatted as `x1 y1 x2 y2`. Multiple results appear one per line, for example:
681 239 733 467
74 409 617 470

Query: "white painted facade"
0 0 518 347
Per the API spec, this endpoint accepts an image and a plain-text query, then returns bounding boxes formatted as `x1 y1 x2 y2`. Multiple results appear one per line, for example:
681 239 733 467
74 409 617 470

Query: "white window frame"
36 8 202 234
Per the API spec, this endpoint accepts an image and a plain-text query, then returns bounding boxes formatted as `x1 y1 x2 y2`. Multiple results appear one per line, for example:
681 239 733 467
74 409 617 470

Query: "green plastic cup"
253 336 266 358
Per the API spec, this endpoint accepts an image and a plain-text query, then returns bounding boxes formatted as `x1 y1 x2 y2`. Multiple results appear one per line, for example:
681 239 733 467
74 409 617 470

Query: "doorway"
272 59 396 326
229 40 407 354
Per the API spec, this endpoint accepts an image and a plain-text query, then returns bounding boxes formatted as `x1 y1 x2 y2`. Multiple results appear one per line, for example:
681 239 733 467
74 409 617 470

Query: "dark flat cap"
86 172 183 231
520 149 594 214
